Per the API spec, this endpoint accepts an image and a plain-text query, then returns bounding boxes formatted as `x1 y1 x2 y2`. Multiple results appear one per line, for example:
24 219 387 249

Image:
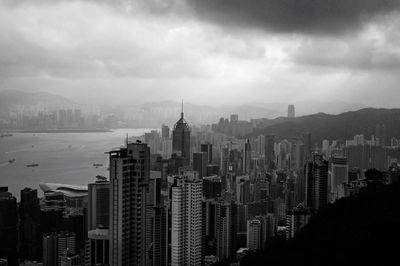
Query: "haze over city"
1 0 400 107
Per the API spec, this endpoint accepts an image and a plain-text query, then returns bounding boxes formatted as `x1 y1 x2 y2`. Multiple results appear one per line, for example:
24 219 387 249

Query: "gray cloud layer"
186 0 400 34
1 0 400 107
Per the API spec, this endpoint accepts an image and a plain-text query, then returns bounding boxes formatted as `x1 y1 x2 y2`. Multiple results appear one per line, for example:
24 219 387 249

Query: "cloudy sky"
0 0 400 107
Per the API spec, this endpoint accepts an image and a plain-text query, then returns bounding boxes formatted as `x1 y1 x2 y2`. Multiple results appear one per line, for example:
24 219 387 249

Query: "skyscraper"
145 171 166 266
200 143 213 164
161 124 170 139
43 233 58 266
230 114 239 123
203 176 222 199
170 172 203 266
172 102 191 166
87 228 109 266
285 204 311 240
88 176 110 231
247 219 262 251
236 176 251 205
108 142 150 266
265 135 275 170
243 139 251 175
193 152 208 178
19 188 41 261
291 142 305 172
305 154 329 211
288 104 295 118
215 201 237 262
0 188 18 266
375 123 387 147
331 156 349 200
302 133 312 160
43 231 76 266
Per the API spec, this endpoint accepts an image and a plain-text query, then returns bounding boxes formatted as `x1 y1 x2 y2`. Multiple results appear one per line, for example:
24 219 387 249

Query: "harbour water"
0 129 152 199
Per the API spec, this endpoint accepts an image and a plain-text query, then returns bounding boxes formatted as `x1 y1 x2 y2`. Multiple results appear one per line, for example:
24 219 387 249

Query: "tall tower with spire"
172 101 191 166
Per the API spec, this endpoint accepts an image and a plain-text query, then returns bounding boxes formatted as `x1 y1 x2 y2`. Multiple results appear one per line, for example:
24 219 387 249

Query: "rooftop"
39 183 88 198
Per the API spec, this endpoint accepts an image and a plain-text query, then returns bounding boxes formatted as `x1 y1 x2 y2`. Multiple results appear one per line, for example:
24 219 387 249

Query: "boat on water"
26 163 39 168
0 133 13 138
93 163 103 167
9 159 16 164
96 175 107 181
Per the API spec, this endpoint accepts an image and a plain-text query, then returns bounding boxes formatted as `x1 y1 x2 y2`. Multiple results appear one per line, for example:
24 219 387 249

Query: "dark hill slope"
241 180 400 266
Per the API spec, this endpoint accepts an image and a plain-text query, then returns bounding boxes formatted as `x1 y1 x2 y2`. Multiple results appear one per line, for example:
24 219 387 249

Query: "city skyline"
1 1 400 265
1 106 400 265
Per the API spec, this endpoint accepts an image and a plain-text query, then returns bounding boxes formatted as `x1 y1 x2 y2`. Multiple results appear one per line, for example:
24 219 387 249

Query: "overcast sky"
1 0 400 107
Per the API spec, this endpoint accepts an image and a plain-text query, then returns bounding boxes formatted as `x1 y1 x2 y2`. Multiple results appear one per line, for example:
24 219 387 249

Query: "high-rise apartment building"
108 142 150 266
161 124 170 139
200 143 213 164
215 201 237 262
86 228 109 266
88 176 109 231
265 135 275 170
305 154 329 211
19 188 41 261
193 152 208 178
375 123 386 147
43 231 76 266
285 205 311 240
291 142 305 172
247 219 262 251
170 172 203 266
0 188 18 266
243 140 251 175
230 114 239 123
331 156 349 199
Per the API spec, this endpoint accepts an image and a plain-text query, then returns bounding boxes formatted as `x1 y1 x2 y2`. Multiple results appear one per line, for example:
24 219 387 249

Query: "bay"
0 129 152 199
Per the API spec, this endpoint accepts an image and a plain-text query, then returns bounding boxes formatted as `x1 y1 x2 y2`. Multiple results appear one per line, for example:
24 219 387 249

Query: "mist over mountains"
0 89 368 127
0 90 74 110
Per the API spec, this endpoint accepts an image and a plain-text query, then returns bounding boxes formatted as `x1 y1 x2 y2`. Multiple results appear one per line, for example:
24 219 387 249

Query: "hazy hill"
0 89 74 112
252 108 400 145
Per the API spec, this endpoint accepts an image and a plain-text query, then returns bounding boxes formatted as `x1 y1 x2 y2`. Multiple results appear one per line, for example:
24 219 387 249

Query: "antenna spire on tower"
181 99 184 119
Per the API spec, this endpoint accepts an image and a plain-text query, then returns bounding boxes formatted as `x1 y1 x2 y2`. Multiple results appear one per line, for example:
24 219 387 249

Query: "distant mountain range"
1 90 388 133
0 89 75 114
252 108 400 145
114 100 368 128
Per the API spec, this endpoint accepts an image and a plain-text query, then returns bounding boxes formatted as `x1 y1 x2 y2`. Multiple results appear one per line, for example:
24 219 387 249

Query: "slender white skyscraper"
170 171 203 266
108 142 150 266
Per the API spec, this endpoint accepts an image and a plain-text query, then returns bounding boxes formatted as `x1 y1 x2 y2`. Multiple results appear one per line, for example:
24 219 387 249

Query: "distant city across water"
0 128 152 199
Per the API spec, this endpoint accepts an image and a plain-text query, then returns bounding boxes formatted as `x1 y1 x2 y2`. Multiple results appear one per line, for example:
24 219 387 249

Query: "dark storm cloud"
185 0 400 34
294 43 400 71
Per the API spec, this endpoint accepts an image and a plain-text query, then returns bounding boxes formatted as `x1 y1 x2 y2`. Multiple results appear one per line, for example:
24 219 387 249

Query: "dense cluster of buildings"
1 105 400 266
0 108 117 130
